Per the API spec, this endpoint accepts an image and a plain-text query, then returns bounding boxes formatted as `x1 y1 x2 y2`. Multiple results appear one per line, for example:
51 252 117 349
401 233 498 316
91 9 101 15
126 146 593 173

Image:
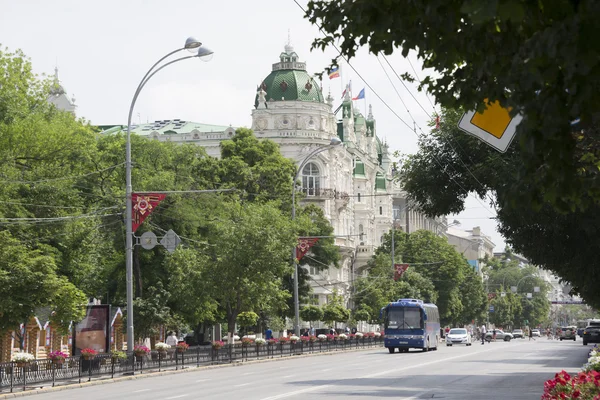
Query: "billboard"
72 305 111 355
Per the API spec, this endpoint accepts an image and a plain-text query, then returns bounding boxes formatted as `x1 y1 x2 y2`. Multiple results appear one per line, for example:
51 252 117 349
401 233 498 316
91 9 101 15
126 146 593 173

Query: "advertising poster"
73 305 111 355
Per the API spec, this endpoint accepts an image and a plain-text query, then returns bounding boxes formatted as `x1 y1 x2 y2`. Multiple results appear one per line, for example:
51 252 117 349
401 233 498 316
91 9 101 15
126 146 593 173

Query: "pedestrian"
330 327 336 335
310 326 315 336
166 331 178 347
529 327 535 341
265 327 272 340
480 324 487 345
492 329 497 342
345 326 350 334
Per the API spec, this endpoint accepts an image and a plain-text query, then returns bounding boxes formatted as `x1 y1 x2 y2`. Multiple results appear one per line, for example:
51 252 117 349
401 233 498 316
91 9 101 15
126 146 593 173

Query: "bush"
542 370 600 399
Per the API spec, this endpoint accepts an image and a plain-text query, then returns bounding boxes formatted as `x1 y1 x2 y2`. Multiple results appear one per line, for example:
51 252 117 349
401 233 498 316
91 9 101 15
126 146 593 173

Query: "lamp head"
329 137 342 146
196 46 214 62
185 37 202 53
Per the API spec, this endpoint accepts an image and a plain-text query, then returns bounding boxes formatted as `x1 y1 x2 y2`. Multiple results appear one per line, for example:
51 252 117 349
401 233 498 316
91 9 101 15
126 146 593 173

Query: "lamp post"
125 37 213 352
291 138 342 336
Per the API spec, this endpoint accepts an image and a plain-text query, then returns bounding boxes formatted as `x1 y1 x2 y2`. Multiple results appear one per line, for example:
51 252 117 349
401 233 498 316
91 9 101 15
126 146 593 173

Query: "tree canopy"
304 0 600 211
400 107 600 308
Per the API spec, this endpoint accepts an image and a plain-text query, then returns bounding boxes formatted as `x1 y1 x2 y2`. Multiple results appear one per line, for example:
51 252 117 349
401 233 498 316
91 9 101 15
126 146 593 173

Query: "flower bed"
81 348 97 359
255 338 266 346
542 345 600 398
48 351 68 364
212 340 225 350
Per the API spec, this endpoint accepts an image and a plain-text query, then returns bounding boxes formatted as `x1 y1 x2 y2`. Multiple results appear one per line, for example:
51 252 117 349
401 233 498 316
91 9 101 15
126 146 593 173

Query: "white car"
446 328 472 346
532 329 541 337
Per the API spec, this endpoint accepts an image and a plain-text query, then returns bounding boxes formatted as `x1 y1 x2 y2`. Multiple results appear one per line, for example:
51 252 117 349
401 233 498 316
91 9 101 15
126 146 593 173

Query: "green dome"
255 46 324 108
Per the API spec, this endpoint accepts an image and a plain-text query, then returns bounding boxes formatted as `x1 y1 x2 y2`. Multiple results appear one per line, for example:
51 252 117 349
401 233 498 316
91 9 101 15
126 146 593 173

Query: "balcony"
301 188 349 201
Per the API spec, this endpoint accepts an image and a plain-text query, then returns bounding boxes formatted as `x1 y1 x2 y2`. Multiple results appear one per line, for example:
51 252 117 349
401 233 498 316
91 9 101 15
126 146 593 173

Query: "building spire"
284 29 294 53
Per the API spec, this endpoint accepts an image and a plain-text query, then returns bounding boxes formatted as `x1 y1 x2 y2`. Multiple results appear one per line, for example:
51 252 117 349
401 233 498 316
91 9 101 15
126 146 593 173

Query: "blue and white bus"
380 298 440 353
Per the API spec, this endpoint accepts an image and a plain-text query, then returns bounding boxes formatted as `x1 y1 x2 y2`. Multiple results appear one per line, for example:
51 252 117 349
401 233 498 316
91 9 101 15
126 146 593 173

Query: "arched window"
302 162 320 196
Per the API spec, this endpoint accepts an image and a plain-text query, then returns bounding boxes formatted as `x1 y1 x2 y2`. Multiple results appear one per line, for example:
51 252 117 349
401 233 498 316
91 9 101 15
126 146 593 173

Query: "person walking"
265 327 273 340
529 326 535 341
480 324 487 345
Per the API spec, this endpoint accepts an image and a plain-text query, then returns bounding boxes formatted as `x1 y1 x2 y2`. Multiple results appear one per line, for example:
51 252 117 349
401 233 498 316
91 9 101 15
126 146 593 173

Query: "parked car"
446 328 472 346
512 329 524 339
485 329 513 341
531 329 541 337
583 321 600 346
560 326 577 341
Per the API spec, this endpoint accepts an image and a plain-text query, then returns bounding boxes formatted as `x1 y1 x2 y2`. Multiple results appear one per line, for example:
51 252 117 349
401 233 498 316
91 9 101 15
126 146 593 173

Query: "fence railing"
0 337 383 393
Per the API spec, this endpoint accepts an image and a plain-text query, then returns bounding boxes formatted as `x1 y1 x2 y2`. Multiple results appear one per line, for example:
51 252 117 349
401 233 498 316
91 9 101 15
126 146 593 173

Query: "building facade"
446 226 495 274
101 43 445 321
47 67 77 115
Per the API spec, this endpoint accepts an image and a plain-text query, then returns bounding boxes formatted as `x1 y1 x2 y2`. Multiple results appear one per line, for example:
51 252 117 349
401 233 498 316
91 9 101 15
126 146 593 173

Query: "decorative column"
0 331 13 362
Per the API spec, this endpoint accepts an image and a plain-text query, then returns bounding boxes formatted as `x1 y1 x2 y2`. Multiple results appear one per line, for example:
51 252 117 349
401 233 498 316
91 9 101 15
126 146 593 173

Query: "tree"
131 283 172 342
400 107 600 309
305 0 600 210
322 290 350 328
300 305 323 328
237 311 259 335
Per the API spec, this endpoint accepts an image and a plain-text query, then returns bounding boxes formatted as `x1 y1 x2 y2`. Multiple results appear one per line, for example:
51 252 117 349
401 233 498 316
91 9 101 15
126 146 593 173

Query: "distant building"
446 226 495 273
47 67 76 115
493 251 529 267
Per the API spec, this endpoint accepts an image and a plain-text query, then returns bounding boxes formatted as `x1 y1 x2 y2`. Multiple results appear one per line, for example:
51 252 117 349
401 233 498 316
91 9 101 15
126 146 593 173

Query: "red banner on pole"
487 293 497 301
296 238 319 261
394 264 409 281
132 193 166 232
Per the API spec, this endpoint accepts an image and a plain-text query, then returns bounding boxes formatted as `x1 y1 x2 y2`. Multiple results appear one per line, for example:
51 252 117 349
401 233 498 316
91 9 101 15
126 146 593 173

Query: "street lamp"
125 37 213 352
291 137 342 336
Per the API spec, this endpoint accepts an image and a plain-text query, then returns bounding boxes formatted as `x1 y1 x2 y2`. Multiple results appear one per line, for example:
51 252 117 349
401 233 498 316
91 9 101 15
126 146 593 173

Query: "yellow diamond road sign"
458 100 522 153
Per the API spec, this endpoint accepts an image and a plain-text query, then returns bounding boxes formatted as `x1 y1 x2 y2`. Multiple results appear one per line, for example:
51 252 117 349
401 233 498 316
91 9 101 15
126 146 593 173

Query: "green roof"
354 159 365 176
256 69 323 107
375 172 386 191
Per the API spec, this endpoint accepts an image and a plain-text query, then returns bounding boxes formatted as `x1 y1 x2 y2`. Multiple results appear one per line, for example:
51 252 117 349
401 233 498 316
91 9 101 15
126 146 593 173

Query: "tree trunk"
133 245 143 298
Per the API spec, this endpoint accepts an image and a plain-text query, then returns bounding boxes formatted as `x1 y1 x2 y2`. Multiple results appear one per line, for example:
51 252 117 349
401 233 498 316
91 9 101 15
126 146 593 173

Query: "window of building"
302 162 320 196
310 294 319 305
357 193 361 202
359 224 364 243
308 266 318 276
379 206 383 215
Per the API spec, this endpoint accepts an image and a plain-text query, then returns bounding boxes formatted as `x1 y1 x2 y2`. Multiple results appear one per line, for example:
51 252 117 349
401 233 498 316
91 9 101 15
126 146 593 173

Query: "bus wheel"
388 347 395 354
422 341 429 352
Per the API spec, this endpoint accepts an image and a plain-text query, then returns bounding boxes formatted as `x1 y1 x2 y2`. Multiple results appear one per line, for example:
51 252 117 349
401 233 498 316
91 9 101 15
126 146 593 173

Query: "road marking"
282 374 295 378
195 379 208 383
242 372 254 376
166 396 188 400
259 385 331 400
235 383 251 387
133 389 150 393
321 368 331 372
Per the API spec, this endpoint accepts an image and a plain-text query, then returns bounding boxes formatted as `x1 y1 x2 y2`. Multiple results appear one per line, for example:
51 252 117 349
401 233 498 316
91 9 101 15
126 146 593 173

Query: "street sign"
526 293 532 299
534 286 540 293
500 292 506 297
160 229 181 253
510 286 517 293
489 305 495 312
458 100 523 153
140 231 158 250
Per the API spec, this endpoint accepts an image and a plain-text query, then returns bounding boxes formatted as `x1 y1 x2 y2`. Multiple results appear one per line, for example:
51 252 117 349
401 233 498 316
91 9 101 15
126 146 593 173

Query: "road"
24 338 589 400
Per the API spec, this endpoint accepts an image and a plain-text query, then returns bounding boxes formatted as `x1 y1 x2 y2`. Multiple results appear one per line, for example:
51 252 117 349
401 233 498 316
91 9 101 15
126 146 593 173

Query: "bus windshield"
386 307 423 330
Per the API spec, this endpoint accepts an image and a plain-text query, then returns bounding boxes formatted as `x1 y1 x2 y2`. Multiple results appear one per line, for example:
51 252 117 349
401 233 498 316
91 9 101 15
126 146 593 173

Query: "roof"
255 46 324 107
100 120 232 136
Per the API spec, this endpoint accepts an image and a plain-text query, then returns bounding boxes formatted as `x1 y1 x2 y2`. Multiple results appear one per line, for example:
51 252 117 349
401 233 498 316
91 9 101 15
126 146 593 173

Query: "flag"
328 67 340 79
132 193 166 232
342 80 352 98
435 115 440 129
352 88 365 100
296 237 319 261
393 264 409 281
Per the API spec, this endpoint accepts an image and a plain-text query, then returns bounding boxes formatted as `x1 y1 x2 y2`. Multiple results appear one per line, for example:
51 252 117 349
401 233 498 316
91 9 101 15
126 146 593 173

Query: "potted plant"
133 345 150 361
212 340 225 350
267 338 278 346
300 336 310 344
338 333 348 340
317 334 327 342
155 342 170 357
48 351 68 365
255 338 266 346
309 335 318 343
110 350 127 363
355 332 364 339
241 337 254 347
289 335 299 344
80 348 97 360
176 342 189 353
12 352 34 368
278 337 290 344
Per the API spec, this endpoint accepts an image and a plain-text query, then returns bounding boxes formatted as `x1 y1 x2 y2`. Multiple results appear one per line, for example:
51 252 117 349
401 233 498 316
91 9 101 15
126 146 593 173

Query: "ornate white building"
47 67 77 115
101 43 445 317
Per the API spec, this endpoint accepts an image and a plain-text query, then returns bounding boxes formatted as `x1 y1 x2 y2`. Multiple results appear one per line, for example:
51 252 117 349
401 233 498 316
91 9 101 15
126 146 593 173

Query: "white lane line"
282 374 295 378
321 368 331 372
235 383 251 387
195 379 208 383
242 372 255 376
166 396 189 400
133 389 150 393
259 385 332 400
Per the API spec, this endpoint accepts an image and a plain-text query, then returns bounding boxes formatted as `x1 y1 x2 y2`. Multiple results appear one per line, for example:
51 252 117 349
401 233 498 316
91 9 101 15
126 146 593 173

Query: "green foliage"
131 283 171 341
352 308 370 322
237 311 259 329
305 0 600 210
300 305 323 324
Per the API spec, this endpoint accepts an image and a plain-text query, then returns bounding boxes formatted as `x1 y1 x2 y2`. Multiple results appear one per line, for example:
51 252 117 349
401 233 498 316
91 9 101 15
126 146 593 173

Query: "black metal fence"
0 337 383 393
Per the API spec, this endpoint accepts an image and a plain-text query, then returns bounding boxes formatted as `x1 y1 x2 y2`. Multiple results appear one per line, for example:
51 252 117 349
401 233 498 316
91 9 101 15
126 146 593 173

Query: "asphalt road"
24 338 590 400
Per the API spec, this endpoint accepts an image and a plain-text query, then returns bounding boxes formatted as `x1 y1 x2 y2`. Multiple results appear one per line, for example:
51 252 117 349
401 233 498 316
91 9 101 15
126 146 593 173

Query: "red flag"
393 264 409 281
435 115 440 129
296 238 319 261
487 293 497 301
132 193 166 232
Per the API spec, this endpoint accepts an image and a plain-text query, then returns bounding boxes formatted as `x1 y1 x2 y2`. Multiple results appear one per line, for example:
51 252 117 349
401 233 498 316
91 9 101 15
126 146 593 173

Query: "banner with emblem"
296 238 319 261
393 264 410 281
132 193 166 232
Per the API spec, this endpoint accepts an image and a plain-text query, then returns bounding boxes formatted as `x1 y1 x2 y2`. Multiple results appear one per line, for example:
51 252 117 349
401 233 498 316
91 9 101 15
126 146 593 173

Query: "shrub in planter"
338 333 348 340
110 351 127 361
289 335 300 344
309 335 318 343
48 351 68 364
255 338 266 346
317 334 327 342
12 352 34 367
134 345 150 359
212 340 225 350
241 337 254 347
300 336 310 344
355 332 364 339
176 343 189 353
81 348 97 360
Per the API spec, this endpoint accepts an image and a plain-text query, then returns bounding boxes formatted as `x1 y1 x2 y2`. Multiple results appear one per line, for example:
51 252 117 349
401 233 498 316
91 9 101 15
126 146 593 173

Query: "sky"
0 0 504 249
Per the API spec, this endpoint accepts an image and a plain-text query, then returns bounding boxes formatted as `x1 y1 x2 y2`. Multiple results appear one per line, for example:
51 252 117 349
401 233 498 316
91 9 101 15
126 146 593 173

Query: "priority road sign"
458 100 522 153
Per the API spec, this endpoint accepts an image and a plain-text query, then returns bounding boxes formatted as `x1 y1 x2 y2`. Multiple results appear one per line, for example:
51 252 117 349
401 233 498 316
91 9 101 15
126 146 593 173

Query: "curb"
0 345 382 398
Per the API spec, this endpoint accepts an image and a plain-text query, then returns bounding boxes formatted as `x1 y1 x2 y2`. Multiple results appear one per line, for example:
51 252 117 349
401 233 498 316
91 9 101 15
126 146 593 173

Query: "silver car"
485 329 513 341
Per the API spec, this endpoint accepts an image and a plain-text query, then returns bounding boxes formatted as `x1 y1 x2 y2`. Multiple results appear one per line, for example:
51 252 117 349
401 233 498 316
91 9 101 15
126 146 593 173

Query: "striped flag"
328 67 340 79
352 88 365 100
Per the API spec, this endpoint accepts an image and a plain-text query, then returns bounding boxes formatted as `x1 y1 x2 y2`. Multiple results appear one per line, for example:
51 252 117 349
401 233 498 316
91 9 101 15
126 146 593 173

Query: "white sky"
0 0 504 249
